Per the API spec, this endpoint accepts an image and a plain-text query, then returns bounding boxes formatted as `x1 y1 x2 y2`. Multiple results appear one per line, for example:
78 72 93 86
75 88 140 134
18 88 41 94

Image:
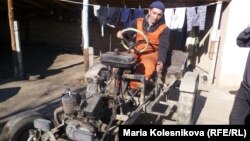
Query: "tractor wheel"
177 71 199 125
1 111 43 141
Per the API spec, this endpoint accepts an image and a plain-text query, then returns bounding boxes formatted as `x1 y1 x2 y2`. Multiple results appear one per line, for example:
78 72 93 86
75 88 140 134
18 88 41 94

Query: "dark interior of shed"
0 0 230 80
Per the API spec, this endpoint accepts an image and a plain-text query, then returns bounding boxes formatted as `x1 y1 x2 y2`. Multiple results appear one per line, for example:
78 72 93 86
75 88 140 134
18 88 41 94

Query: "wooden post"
14 21 24 77
8 0 18 77
89 47 94 67
208 2 222 85
83 48 89 72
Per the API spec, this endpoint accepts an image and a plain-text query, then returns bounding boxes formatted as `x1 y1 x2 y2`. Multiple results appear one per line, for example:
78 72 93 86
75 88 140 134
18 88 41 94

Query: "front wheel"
1 111 44 141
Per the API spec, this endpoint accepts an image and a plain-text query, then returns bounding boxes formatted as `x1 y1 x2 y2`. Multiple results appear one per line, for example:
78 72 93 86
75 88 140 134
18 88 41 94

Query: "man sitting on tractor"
116 1 170 89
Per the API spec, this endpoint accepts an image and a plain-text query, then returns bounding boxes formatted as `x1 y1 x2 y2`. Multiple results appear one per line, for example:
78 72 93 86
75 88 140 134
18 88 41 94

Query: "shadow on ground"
0 45 82 85
194 90 207 124
0 97 61 130
0 87 21 102
0 87 86 131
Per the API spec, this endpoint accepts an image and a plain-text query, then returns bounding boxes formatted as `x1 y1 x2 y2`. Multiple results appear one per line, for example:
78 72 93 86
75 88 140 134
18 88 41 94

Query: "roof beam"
21 0 48 9
52 0 72 10
89 0 231 8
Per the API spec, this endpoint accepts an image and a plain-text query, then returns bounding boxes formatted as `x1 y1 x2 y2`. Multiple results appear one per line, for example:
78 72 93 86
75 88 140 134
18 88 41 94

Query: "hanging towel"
186 6 207 32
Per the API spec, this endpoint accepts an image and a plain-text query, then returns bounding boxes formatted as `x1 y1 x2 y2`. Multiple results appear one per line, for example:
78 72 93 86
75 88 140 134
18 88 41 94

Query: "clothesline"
58 0 221 8
172 1 221 8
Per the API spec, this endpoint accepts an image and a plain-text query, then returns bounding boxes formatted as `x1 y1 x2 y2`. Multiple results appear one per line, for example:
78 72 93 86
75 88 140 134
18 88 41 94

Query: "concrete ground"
0 50 238 132
160 83 237 125
195 85 236 124
0 48 87 130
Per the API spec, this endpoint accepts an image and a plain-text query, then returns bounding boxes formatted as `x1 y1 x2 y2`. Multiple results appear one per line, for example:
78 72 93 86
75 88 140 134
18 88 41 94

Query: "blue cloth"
120 8 145 28
97 6 121 27
120 8 131 28
134 8 145 19
97 6 122 36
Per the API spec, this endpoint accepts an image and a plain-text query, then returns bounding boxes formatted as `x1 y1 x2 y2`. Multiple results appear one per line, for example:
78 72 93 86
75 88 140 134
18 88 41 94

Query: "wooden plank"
8 0 18 77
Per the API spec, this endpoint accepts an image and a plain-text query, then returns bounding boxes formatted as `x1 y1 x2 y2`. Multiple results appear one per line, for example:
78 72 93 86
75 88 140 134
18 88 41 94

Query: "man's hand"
117 30 124 39
156 61 163 73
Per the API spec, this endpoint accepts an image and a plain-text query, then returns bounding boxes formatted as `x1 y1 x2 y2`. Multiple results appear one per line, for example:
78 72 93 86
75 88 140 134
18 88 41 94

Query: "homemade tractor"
1 28 199 141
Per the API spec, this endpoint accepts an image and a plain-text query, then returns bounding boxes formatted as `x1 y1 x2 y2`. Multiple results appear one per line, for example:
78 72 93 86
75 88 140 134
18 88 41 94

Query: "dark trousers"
229 83 250 125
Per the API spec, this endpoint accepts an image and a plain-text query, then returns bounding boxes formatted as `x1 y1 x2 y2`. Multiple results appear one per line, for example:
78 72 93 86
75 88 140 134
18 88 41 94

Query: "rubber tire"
1 113 43 141
177 90 199 124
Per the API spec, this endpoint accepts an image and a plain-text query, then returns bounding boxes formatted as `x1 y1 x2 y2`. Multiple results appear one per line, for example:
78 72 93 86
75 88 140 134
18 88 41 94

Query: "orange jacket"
135 18 167 53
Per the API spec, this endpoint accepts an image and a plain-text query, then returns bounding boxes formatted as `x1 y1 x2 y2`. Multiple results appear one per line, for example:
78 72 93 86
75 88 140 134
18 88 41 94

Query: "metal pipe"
53 106 63 125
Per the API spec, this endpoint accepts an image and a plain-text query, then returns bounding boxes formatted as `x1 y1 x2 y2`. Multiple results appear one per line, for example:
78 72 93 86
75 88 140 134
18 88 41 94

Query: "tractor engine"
64 119 95 141
61 77 103 119
31 76 112 141
62 78 104 140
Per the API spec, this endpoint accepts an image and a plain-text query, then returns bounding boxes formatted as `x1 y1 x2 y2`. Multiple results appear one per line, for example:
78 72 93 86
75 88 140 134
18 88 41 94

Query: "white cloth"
164 8 186 30
164 8 174 28
93 5 100 17
186 6 207 32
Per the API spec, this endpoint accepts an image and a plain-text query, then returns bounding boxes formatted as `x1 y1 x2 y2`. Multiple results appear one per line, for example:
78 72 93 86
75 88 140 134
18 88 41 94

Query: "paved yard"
0 50 238 132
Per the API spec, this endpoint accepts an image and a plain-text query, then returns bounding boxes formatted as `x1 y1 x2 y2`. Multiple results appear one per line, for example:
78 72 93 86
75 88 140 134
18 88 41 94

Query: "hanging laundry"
164 8 186 30
97 6 122 36
93 5 100 17
120 8 131 28
164 8 174 28
185 27 200 58
186 6 207 32
134 8 145 19
171 8 186 29
120 8 145 28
